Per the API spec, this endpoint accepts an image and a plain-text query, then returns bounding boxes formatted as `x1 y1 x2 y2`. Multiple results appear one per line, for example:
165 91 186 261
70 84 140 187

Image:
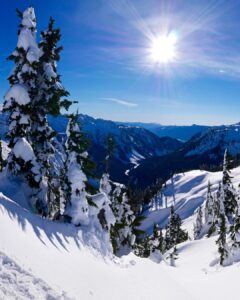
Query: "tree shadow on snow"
0 195 81 252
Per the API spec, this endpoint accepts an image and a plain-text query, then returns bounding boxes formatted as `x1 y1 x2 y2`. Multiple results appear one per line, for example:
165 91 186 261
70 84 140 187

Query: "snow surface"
44 63 57 80
186 124 240 157
0 189 240 300
0 252 70 300
17 7 41 63
5 84 30 107
142 167 240 235
13 138 35 162
1 141 10 161
1 167 240 298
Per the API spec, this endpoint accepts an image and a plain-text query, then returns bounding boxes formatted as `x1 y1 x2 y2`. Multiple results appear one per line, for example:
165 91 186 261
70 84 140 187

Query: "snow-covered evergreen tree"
3 7 42 200
194 206 203 239
165 206 188 251
167 246 178 267
149 223 164 254
38 17 71 116
105 134 116 173
88 179 115 240
63 113 90 225
216 213 229 266
205 182 214 226
32 17 72 216
0 141 4 172
134 235 151 258
100 176 136 255
230 211 240 256
207 197 218 237
222 149 237 220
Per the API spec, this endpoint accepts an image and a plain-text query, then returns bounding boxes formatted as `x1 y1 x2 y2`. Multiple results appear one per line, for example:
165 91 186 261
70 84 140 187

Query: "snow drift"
1 167 240 299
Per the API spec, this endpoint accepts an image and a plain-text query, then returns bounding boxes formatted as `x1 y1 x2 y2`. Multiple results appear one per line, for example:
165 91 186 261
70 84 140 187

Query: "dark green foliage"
98 208 109 231
0 141 4 172
150 223 164 253
67 113 95 180
127 179 163 214
222 149 237 219
134 206 188 259
16 8 23 18
165 206 188 251
194 206 203 239
3 7 41 193
105 134 116 173
131 215 146 240
216 213 228 265
63 112 95 222
230 210 240 251
39 17 70 117
134 235 151 258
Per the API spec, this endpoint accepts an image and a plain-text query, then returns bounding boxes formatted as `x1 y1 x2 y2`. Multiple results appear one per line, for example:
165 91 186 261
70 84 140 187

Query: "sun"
149 32 178 64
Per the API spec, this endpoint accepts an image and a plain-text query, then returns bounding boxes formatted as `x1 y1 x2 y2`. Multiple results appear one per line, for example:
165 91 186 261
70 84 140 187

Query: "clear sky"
1 0 240 125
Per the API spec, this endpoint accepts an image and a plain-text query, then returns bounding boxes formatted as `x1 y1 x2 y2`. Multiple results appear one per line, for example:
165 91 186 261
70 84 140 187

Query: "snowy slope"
0 252 69 300
1 183 240 299
142 166 240 234
185 124 240 157
0 191 191 300
130 124 240 187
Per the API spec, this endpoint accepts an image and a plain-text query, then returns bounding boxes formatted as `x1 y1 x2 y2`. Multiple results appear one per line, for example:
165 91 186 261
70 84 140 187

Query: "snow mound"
1 140 10 160
13 138 35 162
0 252 71 300
5 84 30 107
44 63 57 79
17 7 41 63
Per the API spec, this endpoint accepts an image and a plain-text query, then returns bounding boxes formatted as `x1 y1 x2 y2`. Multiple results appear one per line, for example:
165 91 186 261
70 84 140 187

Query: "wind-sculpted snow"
0 191 191 299
0 252 70 300
142 167 240 235
1 175 240 299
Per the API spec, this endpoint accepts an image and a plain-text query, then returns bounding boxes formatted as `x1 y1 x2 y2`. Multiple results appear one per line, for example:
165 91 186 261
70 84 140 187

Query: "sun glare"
150 32 178 64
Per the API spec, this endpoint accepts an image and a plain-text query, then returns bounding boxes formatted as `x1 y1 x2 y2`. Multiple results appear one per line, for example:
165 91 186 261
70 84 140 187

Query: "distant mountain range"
48 114 182 183
130 124 240 187
1 112 240 188
116 121 210 141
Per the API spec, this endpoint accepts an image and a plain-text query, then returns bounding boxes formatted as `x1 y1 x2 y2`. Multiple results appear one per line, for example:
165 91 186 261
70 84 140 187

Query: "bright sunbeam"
149 32 178 64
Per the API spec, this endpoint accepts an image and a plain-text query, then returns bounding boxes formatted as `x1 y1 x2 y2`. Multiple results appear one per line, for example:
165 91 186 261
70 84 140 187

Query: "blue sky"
1 0 240 125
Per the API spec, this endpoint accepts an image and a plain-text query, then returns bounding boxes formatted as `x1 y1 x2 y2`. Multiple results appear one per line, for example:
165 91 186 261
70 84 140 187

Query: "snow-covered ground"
142 167 240 235
0 252 69 300
1 167 240 299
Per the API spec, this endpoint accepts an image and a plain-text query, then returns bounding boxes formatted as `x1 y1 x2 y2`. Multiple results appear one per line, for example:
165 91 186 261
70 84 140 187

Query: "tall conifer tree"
194 206 203 239
222 149 237 219
3 7 41 198
63 113 91 225
216 213 229 265
165 206 188 251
